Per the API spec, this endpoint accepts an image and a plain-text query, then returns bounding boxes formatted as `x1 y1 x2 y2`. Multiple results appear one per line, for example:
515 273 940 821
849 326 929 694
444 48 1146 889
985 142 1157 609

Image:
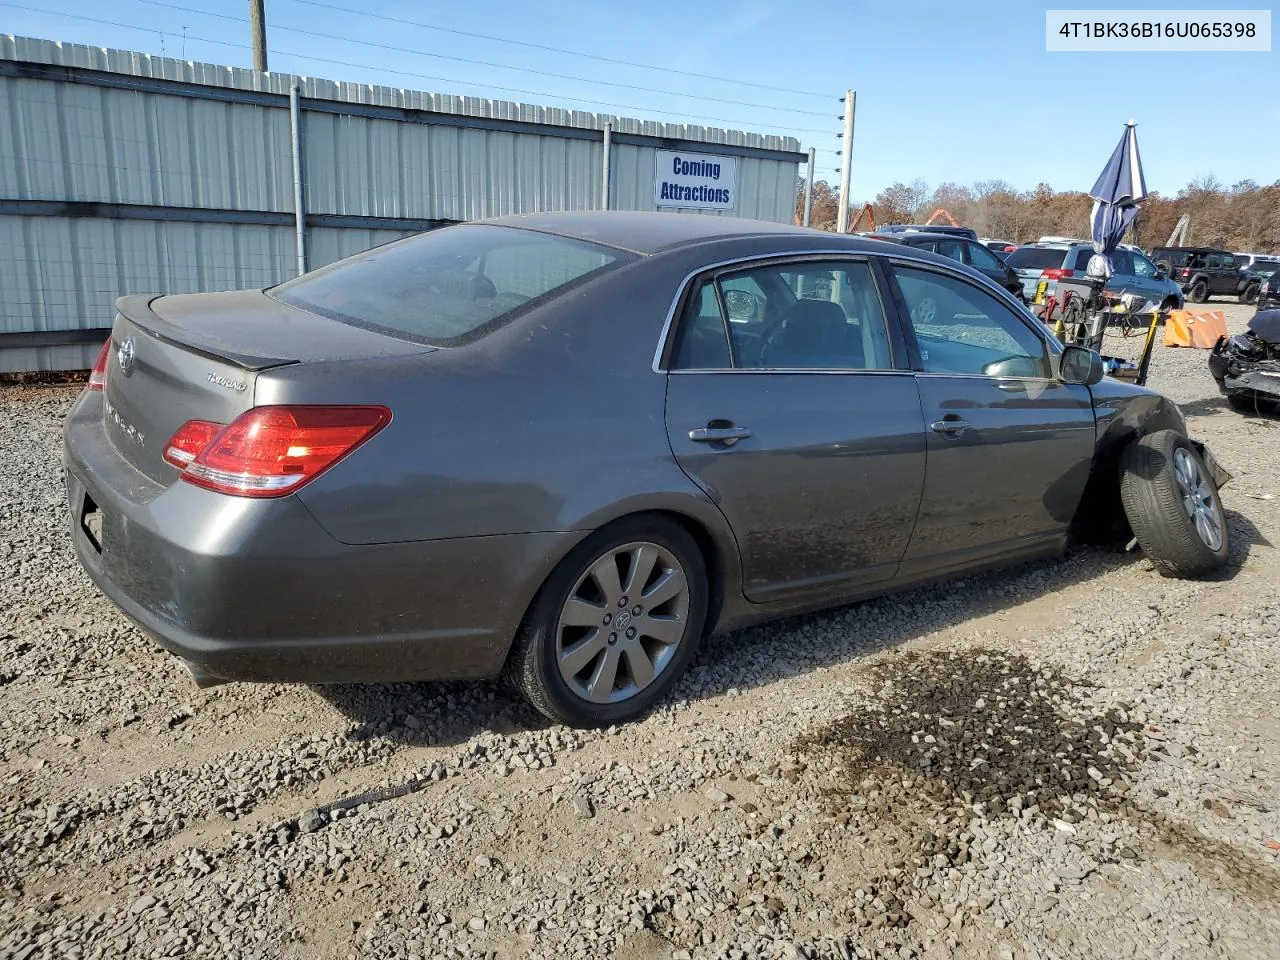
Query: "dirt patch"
799 647 1279 937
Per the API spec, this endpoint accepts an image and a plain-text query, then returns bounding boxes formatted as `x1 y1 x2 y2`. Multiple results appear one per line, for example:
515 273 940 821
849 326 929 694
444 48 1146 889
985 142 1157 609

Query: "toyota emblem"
116 337 135 376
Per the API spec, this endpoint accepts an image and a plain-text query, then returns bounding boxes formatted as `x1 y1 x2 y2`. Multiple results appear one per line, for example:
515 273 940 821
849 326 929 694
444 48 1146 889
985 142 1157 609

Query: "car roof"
875 232 970 244
480 211 827 255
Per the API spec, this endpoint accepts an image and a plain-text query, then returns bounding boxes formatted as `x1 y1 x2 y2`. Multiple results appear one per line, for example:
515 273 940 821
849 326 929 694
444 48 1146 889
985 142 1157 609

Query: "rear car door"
883 261 1096 573
663 257 927 603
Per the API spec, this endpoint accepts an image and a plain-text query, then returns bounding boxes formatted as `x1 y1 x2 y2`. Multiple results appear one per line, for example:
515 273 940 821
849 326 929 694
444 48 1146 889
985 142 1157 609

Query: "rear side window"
271 225 626 345
1005 248 1067 271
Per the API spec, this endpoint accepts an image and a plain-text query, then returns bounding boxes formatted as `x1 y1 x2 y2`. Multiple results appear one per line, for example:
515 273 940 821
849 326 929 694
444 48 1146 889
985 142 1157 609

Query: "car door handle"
689 424 753 446
930 418 970 438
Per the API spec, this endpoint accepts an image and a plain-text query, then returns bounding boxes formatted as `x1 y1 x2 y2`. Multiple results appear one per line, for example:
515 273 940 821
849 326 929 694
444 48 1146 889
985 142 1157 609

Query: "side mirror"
1058 344 1104 386
1154 269 1167 280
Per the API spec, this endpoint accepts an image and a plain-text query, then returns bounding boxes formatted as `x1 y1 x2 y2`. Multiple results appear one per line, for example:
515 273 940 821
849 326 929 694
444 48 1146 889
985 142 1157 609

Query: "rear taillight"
1042 268 1073 280
1180 268 1191 278
163 420 223 469
88 339 111 391
181 405 392 498
1003 245 1017 253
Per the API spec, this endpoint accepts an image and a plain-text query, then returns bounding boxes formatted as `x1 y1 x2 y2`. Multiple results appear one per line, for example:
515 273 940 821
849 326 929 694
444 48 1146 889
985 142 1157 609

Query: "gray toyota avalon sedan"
64 212 1230 726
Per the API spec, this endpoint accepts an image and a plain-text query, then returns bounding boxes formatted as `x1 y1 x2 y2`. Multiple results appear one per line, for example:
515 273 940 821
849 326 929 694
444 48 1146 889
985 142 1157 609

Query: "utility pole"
249 0 268 72
835 90 855 234
802 147 815 227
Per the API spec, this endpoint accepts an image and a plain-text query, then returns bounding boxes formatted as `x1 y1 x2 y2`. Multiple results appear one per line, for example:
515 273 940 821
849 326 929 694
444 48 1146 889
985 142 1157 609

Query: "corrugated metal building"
0 35 807 371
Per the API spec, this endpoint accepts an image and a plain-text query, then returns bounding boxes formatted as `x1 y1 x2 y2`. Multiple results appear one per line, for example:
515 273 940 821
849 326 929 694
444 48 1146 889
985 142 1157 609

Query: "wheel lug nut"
632 605 642 615
602 613 612 625
608 633 617 645
626 627 636 639
618 596 628 607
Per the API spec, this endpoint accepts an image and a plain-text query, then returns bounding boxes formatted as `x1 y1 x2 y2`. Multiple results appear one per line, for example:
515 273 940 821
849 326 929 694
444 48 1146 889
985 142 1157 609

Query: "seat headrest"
782 299 847 353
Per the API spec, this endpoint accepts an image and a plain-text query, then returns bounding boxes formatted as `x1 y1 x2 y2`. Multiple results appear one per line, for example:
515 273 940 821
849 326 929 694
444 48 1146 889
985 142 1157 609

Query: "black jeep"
1150 246 1260 304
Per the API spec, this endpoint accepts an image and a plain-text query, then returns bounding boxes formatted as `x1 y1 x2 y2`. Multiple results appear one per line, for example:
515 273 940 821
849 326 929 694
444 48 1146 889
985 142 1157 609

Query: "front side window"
1109 250 1135 276
892 265 1050 378
965 242 1001 269
272 225 626 345
1132 253 1158 277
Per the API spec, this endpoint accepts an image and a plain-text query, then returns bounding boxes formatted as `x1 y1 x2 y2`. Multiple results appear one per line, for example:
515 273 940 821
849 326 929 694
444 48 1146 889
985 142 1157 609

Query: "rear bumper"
63 392 574 684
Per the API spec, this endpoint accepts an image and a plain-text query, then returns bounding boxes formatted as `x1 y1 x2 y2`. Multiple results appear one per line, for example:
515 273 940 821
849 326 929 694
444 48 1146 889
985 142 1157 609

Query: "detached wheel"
1188 280 1209 303
507 516 708 727
1120 430 1228 578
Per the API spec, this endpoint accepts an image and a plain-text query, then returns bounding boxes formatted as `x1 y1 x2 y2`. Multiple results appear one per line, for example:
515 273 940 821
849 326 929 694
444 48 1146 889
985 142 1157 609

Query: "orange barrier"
1164 309 1228 348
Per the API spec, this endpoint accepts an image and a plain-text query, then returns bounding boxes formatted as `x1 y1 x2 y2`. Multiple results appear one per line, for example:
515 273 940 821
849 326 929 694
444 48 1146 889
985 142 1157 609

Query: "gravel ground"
2 302 1278 960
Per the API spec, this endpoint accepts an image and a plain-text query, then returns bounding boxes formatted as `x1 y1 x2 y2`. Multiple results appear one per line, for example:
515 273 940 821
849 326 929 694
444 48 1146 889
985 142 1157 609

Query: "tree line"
796 176 1280 253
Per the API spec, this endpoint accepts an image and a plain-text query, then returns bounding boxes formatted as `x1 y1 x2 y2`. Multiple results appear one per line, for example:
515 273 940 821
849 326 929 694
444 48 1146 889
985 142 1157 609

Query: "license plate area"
80 492 104 554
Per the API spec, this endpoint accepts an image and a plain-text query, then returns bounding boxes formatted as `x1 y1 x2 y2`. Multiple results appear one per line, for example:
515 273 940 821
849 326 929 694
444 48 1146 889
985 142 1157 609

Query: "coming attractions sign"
654 150 738 211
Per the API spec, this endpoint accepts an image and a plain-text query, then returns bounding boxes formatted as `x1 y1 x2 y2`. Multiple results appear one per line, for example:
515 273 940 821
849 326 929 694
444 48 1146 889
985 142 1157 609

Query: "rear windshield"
271 225 628 345
1004 247 1067 270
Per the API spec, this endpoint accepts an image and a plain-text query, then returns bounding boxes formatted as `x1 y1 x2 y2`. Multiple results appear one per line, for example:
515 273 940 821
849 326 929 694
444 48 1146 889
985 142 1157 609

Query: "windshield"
271 225 628 345
1005 247 1067 271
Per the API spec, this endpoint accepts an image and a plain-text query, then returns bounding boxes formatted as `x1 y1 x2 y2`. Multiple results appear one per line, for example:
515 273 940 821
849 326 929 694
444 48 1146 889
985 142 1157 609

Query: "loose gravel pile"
2 303 1278 960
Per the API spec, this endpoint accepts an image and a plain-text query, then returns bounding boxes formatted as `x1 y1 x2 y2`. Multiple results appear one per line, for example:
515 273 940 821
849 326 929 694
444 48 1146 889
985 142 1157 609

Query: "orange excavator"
839 205 961 234
922 208 961 227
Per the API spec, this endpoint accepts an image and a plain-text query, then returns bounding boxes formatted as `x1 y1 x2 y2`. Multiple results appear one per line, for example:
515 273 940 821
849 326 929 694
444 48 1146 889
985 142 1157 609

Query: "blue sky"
2 0 1275 198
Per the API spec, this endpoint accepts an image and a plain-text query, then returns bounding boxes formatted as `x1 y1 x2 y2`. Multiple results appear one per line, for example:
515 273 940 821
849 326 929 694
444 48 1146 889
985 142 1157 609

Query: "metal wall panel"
1 35 805 370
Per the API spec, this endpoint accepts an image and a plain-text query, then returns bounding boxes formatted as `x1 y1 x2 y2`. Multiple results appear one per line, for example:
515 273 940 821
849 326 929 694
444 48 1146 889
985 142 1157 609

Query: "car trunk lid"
102 289 432 483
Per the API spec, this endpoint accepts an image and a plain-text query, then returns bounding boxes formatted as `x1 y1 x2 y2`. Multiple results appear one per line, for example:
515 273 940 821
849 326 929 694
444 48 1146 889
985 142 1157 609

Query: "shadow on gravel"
1219 509 1271 577
312 679 551 748
795 648 1279 937
1177 396 1233 418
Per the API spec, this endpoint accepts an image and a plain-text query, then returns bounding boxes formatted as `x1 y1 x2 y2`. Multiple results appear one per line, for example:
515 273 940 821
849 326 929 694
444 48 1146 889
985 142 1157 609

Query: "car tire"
505 515 709 727
1154 260 1173 275
1119 430 1229 578
1188 280 1209 303
1159 297 1179 316
1239 283 1259 305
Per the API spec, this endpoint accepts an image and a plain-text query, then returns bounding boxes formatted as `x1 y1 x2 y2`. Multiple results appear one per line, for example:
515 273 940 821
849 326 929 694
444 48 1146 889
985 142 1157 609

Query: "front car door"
1128 250 1168 303
883 261 1097 575
662 257 927 603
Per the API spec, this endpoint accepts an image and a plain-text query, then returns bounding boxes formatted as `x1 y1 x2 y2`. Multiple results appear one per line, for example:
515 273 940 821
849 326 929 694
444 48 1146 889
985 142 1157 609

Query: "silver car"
1006 242 1185 313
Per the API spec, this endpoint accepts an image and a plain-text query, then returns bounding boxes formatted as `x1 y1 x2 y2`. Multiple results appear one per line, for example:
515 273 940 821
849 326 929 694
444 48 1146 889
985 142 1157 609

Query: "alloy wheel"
1173 448 1224 551
555 541 691 704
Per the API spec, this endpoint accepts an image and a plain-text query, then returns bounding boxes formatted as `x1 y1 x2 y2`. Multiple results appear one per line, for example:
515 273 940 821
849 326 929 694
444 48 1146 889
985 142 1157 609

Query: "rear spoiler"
115 295 298 372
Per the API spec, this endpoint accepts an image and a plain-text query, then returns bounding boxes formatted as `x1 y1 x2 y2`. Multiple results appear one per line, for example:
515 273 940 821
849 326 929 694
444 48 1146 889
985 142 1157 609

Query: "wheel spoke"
561 597 606 628
589 554 623 606
586 646 622 702
622 640 655 689
559 630 607 678
642 568 685 609
1195 512 1217 550
638 614 684 646
622 544 659 598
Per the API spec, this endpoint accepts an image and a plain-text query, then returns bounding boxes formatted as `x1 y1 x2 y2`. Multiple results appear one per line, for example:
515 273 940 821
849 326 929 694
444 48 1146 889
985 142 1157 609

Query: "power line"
131 0 834 117
291 0 830 100
3 4 833 136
